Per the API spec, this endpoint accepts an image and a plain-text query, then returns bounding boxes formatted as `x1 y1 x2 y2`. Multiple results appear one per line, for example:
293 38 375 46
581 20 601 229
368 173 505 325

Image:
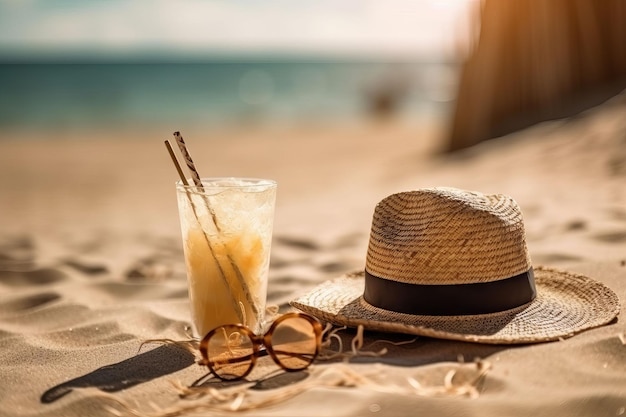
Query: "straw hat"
291 187 620 344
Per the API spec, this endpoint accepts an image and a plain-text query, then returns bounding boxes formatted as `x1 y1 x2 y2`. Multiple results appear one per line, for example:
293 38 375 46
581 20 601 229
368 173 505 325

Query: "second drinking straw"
167 133 260 325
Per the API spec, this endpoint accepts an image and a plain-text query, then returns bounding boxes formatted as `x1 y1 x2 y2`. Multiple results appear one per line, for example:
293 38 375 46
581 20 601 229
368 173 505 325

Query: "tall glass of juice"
176 177 277 337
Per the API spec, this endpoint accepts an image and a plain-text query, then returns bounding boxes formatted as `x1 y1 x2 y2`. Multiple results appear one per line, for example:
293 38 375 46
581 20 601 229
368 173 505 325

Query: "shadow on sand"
41 344 196 403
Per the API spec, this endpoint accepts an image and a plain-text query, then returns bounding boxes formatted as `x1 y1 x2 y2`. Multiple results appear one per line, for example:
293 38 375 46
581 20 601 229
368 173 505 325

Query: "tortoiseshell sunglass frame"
199 312 323 381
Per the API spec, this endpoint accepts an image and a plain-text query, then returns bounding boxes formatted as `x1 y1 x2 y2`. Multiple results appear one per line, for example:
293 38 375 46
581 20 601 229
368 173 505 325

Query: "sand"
0 93 625 416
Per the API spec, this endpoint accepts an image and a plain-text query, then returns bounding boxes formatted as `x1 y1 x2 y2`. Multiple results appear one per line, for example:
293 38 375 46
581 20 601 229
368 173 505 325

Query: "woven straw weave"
291 267 620 344
290 187 621 344
366 188 531 284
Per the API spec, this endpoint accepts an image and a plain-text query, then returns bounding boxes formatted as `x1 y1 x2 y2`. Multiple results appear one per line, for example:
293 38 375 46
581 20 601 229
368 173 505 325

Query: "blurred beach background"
0 0 624 266
0 1 470 133
1 2 626 417
0 60 456 131
0 0 477 242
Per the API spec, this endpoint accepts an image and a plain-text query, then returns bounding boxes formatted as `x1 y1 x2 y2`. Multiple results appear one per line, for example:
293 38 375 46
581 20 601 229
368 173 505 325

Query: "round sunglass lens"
270 316 318 371
206 325 255 380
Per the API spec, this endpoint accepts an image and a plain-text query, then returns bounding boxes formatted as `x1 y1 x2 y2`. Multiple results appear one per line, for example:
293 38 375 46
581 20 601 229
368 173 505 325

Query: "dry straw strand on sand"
99 360 491 416
407 360 492 399
105 327 490 417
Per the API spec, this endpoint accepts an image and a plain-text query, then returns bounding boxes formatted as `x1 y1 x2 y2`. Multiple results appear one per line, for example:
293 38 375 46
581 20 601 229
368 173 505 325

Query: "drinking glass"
176 177 277 337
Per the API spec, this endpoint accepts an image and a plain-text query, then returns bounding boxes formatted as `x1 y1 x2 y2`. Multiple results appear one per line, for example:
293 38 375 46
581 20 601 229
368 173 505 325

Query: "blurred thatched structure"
447 0 626 151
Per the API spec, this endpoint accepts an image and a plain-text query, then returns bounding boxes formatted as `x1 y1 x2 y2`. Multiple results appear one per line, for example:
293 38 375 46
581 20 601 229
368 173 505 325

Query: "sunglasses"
199 312 323 381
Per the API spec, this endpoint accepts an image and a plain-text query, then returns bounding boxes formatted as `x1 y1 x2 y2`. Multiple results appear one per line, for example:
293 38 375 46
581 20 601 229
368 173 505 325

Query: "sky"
0 0 475 60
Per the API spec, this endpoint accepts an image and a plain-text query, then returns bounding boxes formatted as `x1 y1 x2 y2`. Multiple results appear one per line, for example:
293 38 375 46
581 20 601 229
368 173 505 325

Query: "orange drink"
176 178 276 337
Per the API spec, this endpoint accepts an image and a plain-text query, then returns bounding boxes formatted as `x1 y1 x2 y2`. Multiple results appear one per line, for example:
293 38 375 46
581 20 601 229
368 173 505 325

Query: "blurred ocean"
0 59 458 131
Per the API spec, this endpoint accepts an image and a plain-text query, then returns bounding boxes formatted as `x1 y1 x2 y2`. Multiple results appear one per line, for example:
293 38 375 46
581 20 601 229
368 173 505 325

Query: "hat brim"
290 266 620 344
